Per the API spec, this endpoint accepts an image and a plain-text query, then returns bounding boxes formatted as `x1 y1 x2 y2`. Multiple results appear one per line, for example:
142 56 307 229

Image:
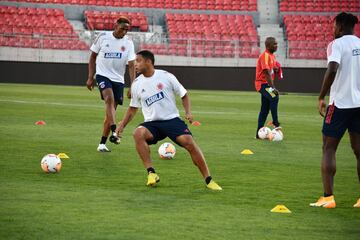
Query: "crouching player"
116 50 222 190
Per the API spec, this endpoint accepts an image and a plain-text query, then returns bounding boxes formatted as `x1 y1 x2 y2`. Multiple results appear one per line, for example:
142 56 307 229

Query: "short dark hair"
334 12 358 30
137 50 155 65
265 37 276 47
117 16 131 25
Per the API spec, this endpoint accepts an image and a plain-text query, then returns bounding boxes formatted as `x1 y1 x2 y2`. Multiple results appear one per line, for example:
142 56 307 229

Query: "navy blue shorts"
139 117 192 146
322 104 360 139
96 74 124 105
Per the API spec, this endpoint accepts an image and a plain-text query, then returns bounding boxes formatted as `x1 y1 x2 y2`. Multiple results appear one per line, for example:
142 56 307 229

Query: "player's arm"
181 93 193 123
116 107 138 137
86 51 98 91
127 60 136 98
318 62 339 117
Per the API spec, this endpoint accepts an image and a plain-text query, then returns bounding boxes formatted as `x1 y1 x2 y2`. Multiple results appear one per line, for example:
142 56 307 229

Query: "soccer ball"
41 154 62 173
158 142 176 159
271 129 284 142
258 127 272 139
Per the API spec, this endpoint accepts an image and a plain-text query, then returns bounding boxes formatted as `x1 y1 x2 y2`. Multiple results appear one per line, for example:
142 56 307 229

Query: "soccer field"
0 83 358 240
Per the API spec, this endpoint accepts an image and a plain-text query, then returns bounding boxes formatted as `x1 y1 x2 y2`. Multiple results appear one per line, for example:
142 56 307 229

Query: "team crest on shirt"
121 46 126 52
156 83 164 90
353 49 360 56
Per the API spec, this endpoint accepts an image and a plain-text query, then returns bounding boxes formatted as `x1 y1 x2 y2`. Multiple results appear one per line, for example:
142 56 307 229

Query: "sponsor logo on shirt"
104 52 122 58
352 49 360 56
145 92 164 107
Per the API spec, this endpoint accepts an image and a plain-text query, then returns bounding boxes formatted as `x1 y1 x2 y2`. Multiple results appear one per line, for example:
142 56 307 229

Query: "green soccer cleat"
147 172 160 186
207 180 222 191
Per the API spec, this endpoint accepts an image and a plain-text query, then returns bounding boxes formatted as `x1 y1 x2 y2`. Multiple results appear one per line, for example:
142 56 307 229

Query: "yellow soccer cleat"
310 195 336 208
146 172 160 186
353 198 360 208
206 180 222 191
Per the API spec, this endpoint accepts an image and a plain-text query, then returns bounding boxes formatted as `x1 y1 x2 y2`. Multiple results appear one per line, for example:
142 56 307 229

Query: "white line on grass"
0 99 104 109
0 98 321 121
0 98 237 115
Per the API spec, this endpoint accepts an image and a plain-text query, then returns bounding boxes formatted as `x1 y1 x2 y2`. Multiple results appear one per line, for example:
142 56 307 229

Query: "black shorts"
96 74 124 105
139 117 192 146
322 104 360 139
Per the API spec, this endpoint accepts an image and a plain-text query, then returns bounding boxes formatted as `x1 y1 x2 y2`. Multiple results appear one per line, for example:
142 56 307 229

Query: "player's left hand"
318 98 327 117
126 88 131 99
185 113 193 124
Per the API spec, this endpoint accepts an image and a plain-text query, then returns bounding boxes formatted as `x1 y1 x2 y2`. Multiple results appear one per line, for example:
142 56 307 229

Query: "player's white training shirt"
327 35 360 109
90 32 135 83
130 69 187 122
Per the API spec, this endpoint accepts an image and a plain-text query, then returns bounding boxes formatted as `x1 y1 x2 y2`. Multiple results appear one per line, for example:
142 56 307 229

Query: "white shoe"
97 144 111 152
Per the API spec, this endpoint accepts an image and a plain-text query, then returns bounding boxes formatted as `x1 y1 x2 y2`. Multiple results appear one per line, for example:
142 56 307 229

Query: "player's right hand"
115 122 124 137
86 78 94 91
318 99 327 117
185 113 193 124
272 88 279 96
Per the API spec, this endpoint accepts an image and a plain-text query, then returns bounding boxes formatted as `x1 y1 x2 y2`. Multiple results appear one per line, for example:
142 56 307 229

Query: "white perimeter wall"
0 47 327 68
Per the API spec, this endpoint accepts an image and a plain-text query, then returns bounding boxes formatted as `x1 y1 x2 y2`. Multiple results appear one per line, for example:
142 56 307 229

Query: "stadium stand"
6 0 258 11
0 5 88 50
84 10 148 32
279 0 360 12
142 13 260 58
284 15 360 59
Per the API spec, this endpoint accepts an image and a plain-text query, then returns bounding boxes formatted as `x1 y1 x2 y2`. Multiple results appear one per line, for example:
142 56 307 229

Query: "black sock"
205 176 212 184
324 192 332 197
100 136 107 144
147 167 155 174
110 124 117 133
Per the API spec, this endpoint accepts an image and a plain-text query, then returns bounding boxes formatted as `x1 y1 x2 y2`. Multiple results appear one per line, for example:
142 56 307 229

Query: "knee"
103 95 114 105
182 140 197 152
133 128 143 141
322 141 337 154
133 127 148 142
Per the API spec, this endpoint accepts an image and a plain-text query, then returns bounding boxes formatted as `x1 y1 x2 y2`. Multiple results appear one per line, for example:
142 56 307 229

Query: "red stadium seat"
4 0 257 11
0 6 88 50
84 10 148 32
280 0 360 12
284 14 360 59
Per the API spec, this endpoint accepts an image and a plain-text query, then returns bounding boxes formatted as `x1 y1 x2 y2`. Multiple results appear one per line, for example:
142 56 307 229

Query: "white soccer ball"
271 129 284 142
158 142 176 159
258 127 272 139
41 154 62 173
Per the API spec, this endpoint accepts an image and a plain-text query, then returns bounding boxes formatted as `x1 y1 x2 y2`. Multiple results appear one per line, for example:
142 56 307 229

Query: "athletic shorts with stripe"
322 103 360 139
139 117 192 145
96 74 124 105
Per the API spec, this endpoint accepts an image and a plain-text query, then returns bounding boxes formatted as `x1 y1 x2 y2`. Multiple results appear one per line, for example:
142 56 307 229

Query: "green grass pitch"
0 83 359 239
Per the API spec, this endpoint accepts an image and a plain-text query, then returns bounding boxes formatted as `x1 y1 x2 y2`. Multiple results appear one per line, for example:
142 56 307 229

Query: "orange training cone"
35 120 46 125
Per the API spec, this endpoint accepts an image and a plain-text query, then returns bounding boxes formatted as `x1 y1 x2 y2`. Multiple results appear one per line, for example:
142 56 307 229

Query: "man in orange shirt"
255 37 281 138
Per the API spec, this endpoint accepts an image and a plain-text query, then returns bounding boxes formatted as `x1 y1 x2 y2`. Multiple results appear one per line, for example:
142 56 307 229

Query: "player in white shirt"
310 12 360 208
116 50 222 190
86 17 136 152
